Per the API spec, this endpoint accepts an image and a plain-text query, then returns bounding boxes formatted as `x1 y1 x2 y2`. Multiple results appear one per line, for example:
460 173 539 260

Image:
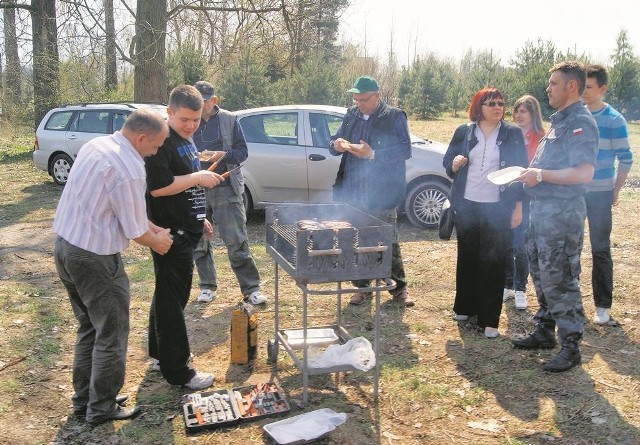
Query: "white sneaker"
593 307 610 325
514 291 527 310
151 353 193 372
245 290 267 305
484 327 499 338
197 289 216 303
503 288 515 302
452 313 469 321
183 372 215 390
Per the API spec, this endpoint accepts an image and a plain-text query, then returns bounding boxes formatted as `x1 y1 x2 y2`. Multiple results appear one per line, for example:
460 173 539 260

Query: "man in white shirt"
53 108 173 424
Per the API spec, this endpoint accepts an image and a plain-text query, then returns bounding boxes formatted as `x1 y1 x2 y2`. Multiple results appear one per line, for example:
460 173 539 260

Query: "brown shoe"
349 291 372 305
392 288 414 307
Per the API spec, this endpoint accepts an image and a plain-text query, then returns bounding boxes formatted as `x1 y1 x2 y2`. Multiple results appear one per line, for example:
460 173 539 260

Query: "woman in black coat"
442 87 528 338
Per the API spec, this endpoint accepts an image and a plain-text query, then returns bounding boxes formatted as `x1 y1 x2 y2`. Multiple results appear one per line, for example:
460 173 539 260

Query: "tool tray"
182 382 290 432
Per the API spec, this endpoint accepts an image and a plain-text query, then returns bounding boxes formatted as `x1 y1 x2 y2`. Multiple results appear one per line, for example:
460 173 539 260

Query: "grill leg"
374 278 380 401
302 287 309 405
268 263 280 364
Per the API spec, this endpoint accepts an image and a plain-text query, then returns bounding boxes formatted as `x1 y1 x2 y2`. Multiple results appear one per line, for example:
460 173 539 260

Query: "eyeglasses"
483 101 505 107
352 92 377 104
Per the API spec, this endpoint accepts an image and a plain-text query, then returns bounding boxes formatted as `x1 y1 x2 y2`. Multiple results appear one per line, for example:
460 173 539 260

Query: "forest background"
0 0 639 130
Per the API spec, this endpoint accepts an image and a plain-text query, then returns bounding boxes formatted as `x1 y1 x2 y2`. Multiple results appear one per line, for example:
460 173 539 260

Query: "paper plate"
487 166 524 185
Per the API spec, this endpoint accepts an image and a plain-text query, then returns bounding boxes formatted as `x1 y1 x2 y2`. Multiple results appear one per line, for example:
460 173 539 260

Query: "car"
235 105 451 229
33 102 167 185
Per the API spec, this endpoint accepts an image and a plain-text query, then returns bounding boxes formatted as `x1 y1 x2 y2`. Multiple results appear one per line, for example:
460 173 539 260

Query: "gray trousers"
54 237 129 422
194 185 260 296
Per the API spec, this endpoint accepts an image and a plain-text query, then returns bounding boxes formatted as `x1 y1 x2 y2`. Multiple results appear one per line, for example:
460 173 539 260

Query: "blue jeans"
54 237 129 423
505 198 530 292
193 185 261 296
585 190 614 308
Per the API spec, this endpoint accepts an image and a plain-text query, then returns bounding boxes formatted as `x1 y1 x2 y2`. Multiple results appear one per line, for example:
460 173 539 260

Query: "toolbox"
182 382 290 432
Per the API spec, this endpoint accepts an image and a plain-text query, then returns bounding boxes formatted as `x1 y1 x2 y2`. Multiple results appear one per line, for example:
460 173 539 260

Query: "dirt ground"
0 174 639 444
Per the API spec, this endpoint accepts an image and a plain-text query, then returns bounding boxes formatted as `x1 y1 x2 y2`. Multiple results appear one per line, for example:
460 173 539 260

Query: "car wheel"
404 179 450 229
243 187 253 214
51 153 73 185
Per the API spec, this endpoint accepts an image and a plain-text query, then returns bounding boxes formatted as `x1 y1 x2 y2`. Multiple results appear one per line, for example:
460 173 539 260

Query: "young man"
145 85 224 390
191 80 267 305
513 61 598 372
581 64 634 325
329 75 414 307
53 109 173 424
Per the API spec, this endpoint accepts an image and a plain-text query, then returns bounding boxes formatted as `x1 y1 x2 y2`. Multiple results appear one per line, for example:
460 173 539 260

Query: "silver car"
33 102 167 185
236 105 451 229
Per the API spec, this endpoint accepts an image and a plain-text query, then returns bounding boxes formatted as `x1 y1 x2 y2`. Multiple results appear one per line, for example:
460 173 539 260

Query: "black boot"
511 323 557 349
543 337 581 372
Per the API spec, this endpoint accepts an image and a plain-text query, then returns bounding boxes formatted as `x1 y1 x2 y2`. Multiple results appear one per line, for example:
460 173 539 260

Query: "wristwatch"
535 169 543 183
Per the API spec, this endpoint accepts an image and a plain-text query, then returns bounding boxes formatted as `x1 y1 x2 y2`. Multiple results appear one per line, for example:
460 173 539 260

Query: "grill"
266 203 393 284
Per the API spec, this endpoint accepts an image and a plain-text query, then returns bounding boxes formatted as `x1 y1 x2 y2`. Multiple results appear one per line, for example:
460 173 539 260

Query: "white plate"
487 166 524 185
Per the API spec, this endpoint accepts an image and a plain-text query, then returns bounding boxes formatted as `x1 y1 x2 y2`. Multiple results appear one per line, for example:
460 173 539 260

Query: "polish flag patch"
572 128 583 135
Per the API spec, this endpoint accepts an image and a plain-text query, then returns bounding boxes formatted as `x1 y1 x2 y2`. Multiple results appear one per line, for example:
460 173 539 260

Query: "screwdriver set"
182 382 290 432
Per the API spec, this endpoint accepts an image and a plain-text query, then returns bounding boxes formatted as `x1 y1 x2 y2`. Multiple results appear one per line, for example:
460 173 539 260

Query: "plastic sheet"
307 337 375 371
263 408 347 444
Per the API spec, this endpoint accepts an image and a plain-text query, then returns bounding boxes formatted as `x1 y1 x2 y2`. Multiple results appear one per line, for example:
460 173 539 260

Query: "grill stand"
268 261 394 406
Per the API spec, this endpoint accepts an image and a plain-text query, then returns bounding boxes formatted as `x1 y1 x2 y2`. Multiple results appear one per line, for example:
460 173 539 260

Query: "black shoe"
543 347 581 372
87 405 141 424
73 395 129 417
511 327 557 349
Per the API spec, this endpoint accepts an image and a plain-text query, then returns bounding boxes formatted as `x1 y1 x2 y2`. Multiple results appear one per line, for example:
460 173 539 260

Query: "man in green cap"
330 75 414 307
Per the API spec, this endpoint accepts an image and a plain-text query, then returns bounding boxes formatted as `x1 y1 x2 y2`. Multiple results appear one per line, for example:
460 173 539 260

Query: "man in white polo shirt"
53 108 173 424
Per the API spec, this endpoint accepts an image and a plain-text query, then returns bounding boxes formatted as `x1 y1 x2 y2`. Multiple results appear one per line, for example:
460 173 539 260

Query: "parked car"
33 102 167 185
236 105 451 229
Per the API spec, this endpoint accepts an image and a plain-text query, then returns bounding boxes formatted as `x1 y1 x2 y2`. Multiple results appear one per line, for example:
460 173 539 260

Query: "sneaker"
151 353 193 372
514 291 527 310
245 290 268 305
349 291 372 305
452 313 468 321
183 372 215 390
197 289 216 303
484 327 499 338
503 288 515 302
593 307 610 325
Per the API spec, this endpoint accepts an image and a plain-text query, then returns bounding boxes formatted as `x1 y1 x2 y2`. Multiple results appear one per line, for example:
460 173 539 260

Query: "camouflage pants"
527 197 586 345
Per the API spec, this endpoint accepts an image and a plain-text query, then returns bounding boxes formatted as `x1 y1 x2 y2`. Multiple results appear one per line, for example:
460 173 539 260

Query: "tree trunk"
134 0 167 103
104 0 117 92
31 0 59 129
4 1 22 116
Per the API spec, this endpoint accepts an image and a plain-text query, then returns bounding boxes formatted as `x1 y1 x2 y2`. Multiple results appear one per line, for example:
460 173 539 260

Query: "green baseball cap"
347 76 380 93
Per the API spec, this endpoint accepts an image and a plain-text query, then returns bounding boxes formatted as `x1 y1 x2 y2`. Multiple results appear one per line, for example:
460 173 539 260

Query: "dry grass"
0 118 638 445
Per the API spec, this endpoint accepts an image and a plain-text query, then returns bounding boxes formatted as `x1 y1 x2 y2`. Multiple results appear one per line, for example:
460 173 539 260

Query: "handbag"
438 199 455 240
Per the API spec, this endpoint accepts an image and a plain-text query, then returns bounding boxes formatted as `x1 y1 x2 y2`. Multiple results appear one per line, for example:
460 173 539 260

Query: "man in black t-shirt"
145 85 224 390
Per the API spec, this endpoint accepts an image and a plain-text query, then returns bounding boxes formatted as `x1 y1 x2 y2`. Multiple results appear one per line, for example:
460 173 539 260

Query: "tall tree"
31 0 59 127
3 0 22 115
104 0 117 91
134 0 167 102
609 29 640 119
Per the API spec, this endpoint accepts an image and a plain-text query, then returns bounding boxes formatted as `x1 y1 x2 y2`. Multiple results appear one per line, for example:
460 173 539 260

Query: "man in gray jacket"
192 81 267 305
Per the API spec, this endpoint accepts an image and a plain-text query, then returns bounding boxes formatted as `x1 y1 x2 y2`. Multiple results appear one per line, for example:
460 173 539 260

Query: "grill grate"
266 204 392 284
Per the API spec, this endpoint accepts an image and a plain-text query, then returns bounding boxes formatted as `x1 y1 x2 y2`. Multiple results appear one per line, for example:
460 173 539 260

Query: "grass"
0 117 638 444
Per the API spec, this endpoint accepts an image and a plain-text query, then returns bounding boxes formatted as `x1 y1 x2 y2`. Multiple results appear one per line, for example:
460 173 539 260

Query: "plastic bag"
308 337 375 371
264 408 347 444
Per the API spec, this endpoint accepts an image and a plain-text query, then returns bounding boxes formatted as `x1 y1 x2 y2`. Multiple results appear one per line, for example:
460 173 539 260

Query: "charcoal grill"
265 204 394 404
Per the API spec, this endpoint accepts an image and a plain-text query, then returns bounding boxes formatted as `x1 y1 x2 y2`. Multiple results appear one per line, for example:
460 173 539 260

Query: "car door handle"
68 135 77 140
308 154 326 161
